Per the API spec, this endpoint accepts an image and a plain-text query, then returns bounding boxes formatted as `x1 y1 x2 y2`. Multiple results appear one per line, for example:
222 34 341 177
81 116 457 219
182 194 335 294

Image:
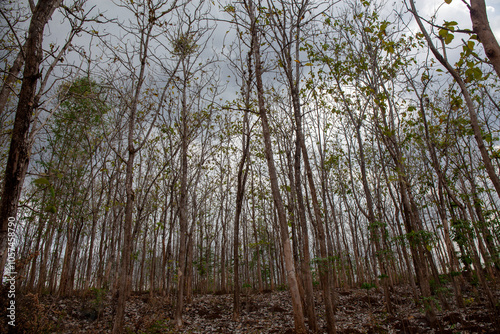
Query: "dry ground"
2 282 499 333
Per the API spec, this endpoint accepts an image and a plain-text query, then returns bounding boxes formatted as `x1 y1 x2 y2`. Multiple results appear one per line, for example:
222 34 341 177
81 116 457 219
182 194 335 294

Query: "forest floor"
6 282 500 333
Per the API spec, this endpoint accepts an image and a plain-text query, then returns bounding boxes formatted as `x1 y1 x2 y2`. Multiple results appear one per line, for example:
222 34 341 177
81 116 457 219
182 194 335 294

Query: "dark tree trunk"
0 0 62 276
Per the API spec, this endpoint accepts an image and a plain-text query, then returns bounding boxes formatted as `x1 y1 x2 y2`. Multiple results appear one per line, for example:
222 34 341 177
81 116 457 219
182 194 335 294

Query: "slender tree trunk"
292 85 336 334
233 52 252 320
221 202 227 293
112 146 137 333
186 225 195 304
85 210 99 290
409 0 500 199
247 3 306 330
292 125 318 332
416 90 465 307
150 219 159 298
350 119 393 315
175 139 189 328
139 225 148 293
174 133 188 327
27 208 46 291
402 178 438 326
58 222 75 297
49 225 63 293
112 19 155 331
251 198 264 293
37 213 56 293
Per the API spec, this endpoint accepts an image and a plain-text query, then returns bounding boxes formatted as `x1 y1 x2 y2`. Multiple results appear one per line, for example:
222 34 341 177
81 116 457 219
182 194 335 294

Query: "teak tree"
243 0 307 332
0 0 62 275
3 1 500 333
105 1 182 332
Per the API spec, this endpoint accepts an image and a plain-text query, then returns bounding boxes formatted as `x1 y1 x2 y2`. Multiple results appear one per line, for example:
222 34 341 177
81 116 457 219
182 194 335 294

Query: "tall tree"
408 0 500 199
107 1 181 332
170 2 218 326
232 51 252 321
243 0 307 332
0 0 62 275
265 0 336 331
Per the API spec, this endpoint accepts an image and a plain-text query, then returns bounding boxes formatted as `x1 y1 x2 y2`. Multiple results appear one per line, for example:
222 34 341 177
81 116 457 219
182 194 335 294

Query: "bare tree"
100 1 181 332
168 3 218 327
243 0 307 331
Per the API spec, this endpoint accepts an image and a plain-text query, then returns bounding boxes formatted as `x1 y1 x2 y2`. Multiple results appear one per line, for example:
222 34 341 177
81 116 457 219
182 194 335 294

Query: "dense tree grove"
1 0 499 332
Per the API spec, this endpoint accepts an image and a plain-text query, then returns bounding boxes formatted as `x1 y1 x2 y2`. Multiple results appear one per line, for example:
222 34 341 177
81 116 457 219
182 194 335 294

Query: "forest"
0 0 499 333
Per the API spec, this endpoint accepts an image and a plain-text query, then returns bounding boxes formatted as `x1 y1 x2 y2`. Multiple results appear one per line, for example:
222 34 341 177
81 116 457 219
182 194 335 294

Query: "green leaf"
438 28 454 44
444 32 454 44
44 205 57 214
380 21 388 32
443 21 458 30
34 177 51 186
473 67 482 80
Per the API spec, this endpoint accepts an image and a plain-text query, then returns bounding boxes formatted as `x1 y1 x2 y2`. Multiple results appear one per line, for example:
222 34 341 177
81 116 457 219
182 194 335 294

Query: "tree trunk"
112 146 137 334
85 210 99 290
409 0 500 200
233 57 252 321
112 18 155 332
0 48 24 118
37 213 56 293
0 0 62 276
470 0 500 79
292 83 337 334
248 3 306 330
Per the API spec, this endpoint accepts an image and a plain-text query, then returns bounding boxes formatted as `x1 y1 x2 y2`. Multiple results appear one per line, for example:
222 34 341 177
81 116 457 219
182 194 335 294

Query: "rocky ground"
2 283 499 333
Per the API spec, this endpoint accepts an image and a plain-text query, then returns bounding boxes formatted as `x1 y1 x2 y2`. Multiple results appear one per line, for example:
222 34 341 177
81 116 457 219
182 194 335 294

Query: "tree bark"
233 110 251 321
174 64 189 329
470 0 500 79
0 48 24 118
112 13 155 332
293 143 318 332
247 1 306 330
0 0 62 276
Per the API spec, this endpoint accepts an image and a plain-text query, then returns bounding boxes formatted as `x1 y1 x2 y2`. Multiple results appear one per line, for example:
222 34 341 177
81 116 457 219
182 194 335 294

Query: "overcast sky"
36 0 500 95
417 0 500 35
43 0 500 49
